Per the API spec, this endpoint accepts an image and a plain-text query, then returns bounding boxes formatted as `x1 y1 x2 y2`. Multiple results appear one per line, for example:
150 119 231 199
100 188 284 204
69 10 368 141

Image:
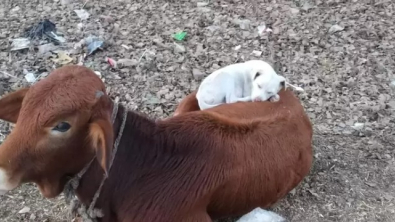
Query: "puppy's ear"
254 72 260 80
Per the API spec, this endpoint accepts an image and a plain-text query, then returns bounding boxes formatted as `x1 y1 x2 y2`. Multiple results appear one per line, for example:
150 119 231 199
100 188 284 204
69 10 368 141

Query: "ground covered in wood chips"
0 0 394 221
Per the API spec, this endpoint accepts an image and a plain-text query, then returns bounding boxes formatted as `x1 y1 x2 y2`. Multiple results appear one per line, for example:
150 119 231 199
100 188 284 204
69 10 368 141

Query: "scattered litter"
174 43 186 53
85 35 104 55
206 25 220 33
94 71 102 78
173 31 187 41
18 207 31 214
77 23 84 31
0 71 18 79
82 0 90 8
234 45 241 51
117 59 138 67
257 24 266 35
25 19 65 44
29 214 36 220
328 24 344 34
233 19 251 30
87 40 104 55
47 32 66 43
37 43 58 54
77 54 85 65
74 39 86 50
52 51 73 65
121 44 131 50
60 0 70 6
137 49 148 66
106 57 117 68
153 38 171 49
10 38 30 51
251 50 262 56
192 68 205 80
94 71 105 83
365 182 377 188
74 9 90 20
302 2 314 11
146 96 161 105
290 8 300 14
352 122 364 131
257 24 272 36
10 6 21 13
197 2 209 7
237 208 286 222
307 189 320 198
24 71 37 83
99 15 115 23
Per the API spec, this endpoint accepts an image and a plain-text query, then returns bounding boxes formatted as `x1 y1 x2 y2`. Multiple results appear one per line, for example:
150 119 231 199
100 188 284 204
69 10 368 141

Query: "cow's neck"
75 102 158 220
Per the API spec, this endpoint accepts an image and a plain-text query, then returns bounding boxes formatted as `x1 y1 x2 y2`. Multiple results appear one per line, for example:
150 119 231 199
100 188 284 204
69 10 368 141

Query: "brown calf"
0 65 313 222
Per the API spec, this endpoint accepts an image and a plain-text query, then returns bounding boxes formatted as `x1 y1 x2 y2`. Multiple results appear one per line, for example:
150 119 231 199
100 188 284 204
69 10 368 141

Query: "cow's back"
163 90 313 220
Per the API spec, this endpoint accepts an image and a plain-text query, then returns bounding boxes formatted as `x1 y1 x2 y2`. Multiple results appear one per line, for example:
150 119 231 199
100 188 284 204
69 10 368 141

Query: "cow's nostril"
280 81 285 87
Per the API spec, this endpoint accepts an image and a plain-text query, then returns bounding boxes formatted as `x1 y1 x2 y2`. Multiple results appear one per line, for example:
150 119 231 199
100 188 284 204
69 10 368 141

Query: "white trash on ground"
236 208 287 222
74 9 90 20
11 38 30 51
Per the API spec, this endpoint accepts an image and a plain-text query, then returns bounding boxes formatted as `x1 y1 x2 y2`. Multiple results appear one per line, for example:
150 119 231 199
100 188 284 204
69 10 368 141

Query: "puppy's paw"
269 94 280 102
253 97 262 102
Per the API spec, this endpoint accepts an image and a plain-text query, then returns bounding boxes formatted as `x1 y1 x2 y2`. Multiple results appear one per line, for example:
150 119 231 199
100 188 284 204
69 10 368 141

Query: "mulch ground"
0 0 394 221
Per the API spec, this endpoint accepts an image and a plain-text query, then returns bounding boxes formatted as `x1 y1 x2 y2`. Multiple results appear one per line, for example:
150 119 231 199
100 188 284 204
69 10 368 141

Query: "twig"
0 71 18 79
285 82 304 92
82 0 90 8
137 49 148 68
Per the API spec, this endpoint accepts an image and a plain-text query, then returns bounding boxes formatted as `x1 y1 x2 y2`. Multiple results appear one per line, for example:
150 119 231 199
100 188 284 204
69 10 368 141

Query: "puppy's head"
248 60 285 101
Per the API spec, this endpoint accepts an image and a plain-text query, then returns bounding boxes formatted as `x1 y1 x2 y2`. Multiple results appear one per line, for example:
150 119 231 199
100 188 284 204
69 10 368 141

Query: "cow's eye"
52 122 71 132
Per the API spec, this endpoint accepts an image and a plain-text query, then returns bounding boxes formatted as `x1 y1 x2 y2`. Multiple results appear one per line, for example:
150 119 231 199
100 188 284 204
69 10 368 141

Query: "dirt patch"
0 0 394 221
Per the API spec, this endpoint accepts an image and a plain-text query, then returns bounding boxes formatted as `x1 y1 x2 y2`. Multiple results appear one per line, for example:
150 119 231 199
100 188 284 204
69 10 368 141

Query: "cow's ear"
0 88 30 123
89 118 113 176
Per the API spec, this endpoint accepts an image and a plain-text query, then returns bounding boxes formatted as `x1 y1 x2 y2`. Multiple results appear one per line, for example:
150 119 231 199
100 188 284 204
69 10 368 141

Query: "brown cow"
0 65 312 222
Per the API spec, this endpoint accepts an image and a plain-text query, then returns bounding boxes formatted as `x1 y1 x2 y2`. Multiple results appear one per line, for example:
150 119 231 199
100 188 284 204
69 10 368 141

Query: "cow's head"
0 65 114 198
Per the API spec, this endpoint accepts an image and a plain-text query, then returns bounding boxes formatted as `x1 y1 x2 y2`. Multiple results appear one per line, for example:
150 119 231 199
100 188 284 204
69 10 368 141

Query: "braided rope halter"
64 102 127 222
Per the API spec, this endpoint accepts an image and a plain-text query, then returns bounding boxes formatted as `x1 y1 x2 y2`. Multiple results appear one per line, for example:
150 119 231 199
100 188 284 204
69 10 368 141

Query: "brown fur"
173 90 200 117
0 65 313 222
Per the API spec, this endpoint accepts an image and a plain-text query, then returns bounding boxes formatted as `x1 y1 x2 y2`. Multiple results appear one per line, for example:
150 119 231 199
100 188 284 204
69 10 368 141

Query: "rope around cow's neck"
63 102 127 222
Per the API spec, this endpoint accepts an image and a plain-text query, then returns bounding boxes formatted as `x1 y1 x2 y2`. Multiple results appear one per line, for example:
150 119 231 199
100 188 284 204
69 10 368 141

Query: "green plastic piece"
173 31 187 41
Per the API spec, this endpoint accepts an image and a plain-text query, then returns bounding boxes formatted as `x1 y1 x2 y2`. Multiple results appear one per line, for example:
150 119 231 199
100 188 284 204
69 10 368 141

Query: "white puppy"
196 60 286 110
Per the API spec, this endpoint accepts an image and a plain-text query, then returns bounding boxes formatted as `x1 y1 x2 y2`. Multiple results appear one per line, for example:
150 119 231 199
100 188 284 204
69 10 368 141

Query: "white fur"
236 208 287 222
0 168 14 196
196 60 286 110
